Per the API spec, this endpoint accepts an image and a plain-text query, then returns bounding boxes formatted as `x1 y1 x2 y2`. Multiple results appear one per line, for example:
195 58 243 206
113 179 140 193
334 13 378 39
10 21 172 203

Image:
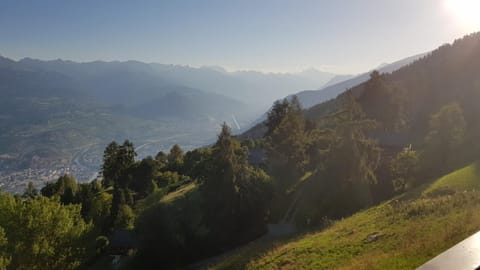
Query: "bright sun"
444 0 480 31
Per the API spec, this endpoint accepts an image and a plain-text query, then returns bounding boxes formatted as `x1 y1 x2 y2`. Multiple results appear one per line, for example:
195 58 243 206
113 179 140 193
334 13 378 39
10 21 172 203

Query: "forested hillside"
292 53 425 109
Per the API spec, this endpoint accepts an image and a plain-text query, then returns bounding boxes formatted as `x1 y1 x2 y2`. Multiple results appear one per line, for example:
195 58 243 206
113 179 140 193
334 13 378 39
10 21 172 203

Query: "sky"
0 0 479 74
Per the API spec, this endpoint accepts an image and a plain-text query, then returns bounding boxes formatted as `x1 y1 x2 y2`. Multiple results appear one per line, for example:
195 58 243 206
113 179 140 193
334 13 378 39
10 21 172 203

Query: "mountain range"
0 43 448 191
7 57 339 109
292 53 427 109
0 55 340 191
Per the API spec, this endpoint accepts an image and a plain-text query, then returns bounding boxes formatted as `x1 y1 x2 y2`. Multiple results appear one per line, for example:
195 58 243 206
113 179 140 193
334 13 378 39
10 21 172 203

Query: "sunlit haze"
0 0 479 74
444 0 480 32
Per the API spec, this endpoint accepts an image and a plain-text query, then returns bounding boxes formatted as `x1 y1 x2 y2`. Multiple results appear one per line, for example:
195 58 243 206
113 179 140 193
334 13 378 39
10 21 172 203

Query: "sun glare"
444 0 480 31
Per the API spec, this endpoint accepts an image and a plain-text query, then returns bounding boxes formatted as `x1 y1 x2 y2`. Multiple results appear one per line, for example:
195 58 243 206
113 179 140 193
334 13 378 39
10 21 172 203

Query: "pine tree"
202 123 271 241
101 140 137 188
358 71 406 130
265 98 290 137
266 96 308 185
22 182 38 199
101 141 119 187
167 144 184 171
423 102 466 173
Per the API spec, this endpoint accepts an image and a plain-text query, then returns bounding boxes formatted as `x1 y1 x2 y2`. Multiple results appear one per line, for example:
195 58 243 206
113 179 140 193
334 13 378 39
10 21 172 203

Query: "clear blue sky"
0 0 478 74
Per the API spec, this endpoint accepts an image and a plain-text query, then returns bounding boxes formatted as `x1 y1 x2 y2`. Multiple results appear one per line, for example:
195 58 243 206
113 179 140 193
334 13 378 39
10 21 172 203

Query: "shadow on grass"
195 232 306 270
397 160 480 202
395 181 435 202
473 160 480 176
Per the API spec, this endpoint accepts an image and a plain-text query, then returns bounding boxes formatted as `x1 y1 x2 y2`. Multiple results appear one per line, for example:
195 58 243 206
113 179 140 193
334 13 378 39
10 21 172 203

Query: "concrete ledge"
417 231 480 270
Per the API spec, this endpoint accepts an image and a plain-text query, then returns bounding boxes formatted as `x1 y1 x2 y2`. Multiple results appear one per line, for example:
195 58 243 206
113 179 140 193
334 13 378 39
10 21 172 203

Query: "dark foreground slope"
209 162 480 270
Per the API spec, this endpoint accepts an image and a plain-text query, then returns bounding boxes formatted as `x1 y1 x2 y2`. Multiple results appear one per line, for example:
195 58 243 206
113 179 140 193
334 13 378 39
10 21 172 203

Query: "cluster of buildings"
0 164 98 194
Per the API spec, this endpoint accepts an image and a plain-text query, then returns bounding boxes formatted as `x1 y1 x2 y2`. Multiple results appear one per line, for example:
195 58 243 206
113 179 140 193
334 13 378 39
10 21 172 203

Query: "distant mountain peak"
377 63 389 69
300 67 321 73
298 67 331 75
321 74 355 89
290 52 428 109
200 65 227 73
0 55 17 68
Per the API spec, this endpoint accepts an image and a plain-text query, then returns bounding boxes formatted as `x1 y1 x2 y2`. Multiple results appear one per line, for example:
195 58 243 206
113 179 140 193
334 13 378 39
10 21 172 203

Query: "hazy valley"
0 56 346 192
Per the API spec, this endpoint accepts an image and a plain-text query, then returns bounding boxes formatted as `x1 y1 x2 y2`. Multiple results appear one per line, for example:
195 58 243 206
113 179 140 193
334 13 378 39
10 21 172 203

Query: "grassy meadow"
208 161 480 270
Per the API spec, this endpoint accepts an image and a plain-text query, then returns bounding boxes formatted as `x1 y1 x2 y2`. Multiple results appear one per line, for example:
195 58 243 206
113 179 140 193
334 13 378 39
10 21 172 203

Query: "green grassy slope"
423 161 480 195
160 182 197 203
208 162 480 270
135 182 198 214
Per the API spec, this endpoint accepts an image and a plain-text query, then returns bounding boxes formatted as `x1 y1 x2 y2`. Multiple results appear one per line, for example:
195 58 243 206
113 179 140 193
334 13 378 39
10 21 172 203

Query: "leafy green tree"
90 179 103 193
241 138 256 149
40 175 78 204
101 140 137 188
265 98 290 137
423 102 466 173
22 182 37 199
307 93 365 172
40 182 57 197
0 227 10 270
0 193 91 270
202 124 239 206
58 175 79 204
183 148 213 180
130 157 157 196
87 192 112 232
76 182 96 221
390 146 419 192
40 177 110 231
265 96 308 187
155 151 168 166
115 140 137 188
168 144 184 162
156 171 182 187
114 205 135 230
326 93 381 185
167 144 184 171
101 141 120 187
328 124 380 186
117 140 137 172
358 71 406 130
99 140 137 231
108 187 134 232
306 94 381 218
202 123 272 242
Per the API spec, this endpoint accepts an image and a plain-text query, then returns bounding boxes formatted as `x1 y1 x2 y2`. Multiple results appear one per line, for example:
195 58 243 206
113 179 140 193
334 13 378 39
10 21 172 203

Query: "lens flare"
444 0 480 32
